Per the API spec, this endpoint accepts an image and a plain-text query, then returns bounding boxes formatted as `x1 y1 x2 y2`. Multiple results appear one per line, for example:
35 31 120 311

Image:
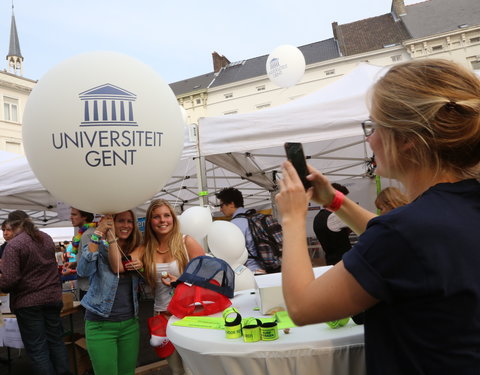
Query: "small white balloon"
179 206 213 240
207 221 246 266
266 45 306 88
22 51 185 214
233 266 257 292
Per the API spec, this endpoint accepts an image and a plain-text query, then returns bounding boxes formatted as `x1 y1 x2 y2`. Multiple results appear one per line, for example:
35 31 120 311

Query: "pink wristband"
324 190 345 212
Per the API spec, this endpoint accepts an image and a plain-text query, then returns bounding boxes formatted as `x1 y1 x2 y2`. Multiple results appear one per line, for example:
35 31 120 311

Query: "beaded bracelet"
324 190 345 212
90 234 110 247
90 235 102 245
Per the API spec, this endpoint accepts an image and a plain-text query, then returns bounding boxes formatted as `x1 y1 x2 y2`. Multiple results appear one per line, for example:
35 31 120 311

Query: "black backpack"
236 209 283 273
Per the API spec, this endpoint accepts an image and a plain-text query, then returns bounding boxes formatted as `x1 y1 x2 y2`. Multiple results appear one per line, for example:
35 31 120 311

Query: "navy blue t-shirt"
343 179 480 375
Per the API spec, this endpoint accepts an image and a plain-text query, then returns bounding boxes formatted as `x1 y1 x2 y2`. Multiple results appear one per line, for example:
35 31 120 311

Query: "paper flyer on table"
3 318 24 348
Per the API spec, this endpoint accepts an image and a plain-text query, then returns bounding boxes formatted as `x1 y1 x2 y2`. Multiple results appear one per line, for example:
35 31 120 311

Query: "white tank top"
154 261 181 312
153 236 189 312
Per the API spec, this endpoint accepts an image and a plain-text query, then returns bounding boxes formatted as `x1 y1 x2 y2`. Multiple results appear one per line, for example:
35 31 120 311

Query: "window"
3 97 18 122
256 85 265 91
256 103 271 110
391 55 402 62
325 69 335 76
224 93 233 99
432 45 443 52
470 60 480 70
5 141 21 154
224 110 238 115
195 98 202 105
470 37 480 43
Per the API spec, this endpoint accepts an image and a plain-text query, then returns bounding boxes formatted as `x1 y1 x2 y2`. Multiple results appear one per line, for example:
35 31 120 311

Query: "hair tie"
445 101 457 111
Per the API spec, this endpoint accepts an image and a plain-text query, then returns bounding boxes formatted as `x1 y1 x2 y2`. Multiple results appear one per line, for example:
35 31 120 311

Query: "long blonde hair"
142 199 188 289
369 59 480 179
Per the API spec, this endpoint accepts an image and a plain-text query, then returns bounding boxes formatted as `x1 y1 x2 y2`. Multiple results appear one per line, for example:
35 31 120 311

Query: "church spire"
6 2 23 75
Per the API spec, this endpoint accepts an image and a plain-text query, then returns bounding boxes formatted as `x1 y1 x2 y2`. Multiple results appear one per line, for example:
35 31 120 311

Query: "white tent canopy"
0 63 386 226
199 63 386 155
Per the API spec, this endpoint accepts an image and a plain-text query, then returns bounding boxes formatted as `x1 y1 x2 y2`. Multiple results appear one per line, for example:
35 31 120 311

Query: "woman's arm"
307 165 376 235
184 235 205 259
107 234 125 274
78 216 113 277
277 161 378 325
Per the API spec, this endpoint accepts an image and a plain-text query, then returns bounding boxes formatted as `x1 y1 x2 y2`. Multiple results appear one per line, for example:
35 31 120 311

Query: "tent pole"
375 175 382 215
192 122 208 207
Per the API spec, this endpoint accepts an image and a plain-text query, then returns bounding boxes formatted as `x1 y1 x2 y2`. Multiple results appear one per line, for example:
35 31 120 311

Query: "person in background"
0 213 72 375
77 210 143 375
0 220 14 259
65 208 95 300
215 187 266 274
276 59 480 373
137 199 204 375
374 186 409 215
312 183 353 266
55 244 64 266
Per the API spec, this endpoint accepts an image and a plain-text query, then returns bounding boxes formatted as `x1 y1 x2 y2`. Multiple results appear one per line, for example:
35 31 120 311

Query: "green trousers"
85 317 139 375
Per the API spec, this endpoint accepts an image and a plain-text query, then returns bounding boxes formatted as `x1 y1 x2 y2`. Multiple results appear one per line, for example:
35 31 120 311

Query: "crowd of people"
0 58 479 375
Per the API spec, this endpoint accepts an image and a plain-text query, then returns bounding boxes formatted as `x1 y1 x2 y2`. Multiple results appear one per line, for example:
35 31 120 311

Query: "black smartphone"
284 142 312 189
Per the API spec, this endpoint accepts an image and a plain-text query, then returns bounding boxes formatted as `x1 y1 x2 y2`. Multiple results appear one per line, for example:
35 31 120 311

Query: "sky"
1 0 419 84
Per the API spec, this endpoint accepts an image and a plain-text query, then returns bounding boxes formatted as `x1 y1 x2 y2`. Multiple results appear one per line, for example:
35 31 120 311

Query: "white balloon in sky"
266 45 306 88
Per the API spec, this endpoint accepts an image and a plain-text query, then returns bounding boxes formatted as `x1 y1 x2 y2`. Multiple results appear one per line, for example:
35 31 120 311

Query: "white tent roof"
199 63 386 156
0 63 385 226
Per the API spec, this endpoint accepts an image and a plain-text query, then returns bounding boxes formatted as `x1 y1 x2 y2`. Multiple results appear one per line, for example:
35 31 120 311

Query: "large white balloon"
22 51 185 214
266 45 306 88
178 206 212 240
207 221 246 266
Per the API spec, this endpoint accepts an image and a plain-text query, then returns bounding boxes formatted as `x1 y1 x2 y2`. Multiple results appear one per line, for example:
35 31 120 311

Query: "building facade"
172 0 480 125
1 0 480 153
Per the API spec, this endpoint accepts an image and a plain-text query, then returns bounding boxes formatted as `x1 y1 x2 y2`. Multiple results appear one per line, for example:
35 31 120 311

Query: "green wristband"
260 321 279 341
242 318 261 343
223 307 242 339
326 317 350 329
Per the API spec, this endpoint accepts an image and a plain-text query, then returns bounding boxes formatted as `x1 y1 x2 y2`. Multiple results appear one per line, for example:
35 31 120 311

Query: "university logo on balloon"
50 83 163 168
23 51 185 214
266 45 306 88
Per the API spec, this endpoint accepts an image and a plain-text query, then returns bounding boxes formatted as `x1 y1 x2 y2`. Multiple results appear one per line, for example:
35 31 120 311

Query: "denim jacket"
77 242 139 318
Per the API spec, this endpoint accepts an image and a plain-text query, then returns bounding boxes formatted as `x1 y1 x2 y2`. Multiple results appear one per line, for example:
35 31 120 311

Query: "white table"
167 289 365 375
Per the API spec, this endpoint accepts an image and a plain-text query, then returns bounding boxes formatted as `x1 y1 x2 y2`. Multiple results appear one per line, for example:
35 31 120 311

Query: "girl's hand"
160 272 177 287
125 258 143 271
306 165 337 206
276 161 312 222
96 215 114 235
